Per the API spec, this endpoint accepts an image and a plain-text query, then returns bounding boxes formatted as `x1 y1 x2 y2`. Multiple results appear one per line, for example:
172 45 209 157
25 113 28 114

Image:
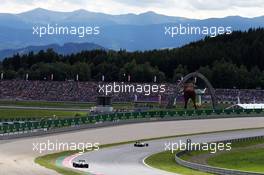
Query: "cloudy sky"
1 0 264 19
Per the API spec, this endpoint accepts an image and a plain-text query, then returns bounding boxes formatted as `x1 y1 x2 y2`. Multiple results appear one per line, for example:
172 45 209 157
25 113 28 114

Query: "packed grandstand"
0 80 263 104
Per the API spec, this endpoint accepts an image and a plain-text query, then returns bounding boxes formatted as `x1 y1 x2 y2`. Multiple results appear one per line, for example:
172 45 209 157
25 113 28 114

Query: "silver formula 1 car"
72 159 89 168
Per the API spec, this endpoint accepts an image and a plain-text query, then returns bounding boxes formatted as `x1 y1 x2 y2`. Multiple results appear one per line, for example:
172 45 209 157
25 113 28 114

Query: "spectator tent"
228 103 264 109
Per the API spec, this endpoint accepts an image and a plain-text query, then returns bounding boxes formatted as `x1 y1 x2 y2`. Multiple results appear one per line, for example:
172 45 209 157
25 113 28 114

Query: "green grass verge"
0 100 94 108
145 151 211 175
178 138 264 173
208 148 264 172
207 139 264 173
0 108 86 119
144 137 264 175
0 100 228 120
181 138 264 161
35 151 82 175
0 100 228 110
0 100 136 110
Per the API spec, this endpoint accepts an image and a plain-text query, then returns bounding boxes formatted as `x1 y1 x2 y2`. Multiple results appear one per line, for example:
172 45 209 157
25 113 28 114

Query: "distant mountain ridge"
0 8 263 51
0 42 105 59
16 8 191 26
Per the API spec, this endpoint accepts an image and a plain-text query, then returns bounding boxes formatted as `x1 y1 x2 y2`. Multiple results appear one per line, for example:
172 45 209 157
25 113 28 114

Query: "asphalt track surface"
68 128 264 175
1 117 264 175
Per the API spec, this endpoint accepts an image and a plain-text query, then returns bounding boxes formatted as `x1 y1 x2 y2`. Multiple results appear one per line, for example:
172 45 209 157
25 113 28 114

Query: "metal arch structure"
167 72 217 109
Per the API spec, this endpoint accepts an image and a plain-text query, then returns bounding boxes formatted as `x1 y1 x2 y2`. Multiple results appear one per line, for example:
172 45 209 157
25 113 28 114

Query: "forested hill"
1 28 264 89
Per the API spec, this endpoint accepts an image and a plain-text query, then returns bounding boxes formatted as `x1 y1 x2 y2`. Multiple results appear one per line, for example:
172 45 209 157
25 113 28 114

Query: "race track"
68 128 264 175
1 117 264 175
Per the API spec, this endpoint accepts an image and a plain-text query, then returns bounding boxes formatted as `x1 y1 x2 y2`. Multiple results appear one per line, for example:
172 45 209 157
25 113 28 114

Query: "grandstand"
0 80 263 105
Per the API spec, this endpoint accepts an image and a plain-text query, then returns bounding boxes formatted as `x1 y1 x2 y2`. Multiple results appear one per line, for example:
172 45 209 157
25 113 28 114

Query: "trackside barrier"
0 108 264 136
175 136 264 175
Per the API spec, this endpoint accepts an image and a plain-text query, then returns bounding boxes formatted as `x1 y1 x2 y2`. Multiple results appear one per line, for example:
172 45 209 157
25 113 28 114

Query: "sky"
1 0 264 19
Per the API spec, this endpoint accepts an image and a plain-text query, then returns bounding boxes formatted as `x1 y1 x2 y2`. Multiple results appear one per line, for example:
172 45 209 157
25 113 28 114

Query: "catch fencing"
0 108 263 137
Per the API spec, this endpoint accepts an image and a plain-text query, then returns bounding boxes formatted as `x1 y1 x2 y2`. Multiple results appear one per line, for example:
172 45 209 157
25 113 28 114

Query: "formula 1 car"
72 160 89 168
134 141 149 147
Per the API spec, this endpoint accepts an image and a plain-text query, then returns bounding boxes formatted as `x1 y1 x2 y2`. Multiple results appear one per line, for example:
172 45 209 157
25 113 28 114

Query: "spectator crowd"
0 80 263 104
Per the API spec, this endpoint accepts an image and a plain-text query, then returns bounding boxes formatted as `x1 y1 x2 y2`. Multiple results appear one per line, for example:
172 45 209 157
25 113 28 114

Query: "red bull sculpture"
183 82 197 109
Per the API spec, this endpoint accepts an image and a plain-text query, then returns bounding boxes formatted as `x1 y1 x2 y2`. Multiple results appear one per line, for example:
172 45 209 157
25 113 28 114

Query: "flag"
134 95 138 102
158 95 161 104
26 73 29 81
154 76 157 82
